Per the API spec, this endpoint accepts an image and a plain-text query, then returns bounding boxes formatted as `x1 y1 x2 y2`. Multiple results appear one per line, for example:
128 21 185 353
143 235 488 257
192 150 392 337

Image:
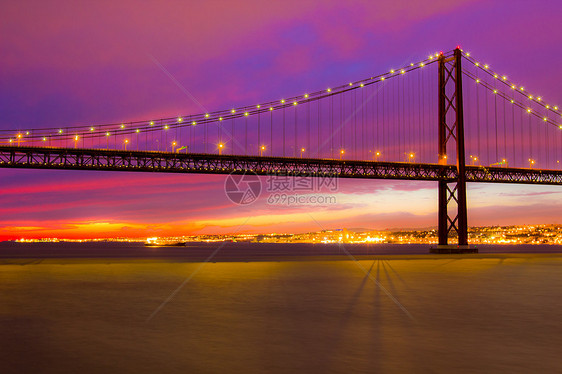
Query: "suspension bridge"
1 48 561 251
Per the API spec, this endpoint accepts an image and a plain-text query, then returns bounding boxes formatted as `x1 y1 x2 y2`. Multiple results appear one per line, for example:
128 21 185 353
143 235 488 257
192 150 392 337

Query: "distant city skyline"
12 224 562 247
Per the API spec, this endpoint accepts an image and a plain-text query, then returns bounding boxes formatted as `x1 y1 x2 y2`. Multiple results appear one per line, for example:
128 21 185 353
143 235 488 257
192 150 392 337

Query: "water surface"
1 243 561 373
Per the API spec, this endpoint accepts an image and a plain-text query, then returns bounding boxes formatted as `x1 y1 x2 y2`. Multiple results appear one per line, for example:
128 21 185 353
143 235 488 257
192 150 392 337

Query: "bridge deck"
0 146 561 185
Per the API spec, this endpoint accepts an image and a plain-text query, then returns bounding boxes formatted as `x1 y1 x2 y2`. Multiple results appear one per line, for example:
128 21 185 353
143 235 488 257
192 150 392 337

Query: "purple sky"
1 0 561 239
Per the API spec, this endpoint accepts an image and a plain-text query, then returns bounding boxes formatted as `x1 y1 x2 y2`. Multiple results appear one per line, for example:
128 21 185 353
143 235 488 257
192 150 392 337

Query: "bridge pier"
429 245 477 254
433 48 477 254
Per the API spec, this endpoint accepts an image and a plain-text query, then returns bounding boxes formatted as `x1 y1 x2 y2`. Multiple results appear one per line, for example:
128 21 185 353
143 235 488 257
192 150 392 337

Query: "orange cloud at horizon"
0 220 204 241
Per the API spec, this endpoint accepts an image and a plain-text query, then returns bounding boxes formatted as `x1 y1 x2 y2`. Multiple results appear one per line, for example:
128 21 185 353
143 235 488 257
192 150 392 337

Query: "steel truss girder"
0 145 458 181
1 146 561 185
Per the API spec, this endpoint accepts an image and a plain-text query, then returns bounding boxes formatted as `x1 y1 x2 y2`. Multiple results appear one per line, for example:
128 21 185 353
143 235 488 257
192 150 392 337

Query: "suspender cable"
331 93 334 159
341 91 344 154
421 67 425 161
317 98 320 158
362 85 365 159
417 71 421 161
503 94 506 161
292 104 296 157
307 100 310 155
485 86 489 164
511 89 515 166
520 105 524 166
353 89 357 159
340 92 347 156
494 90 500 162
283 106 286 157
382 84 388 159
375 80 379 157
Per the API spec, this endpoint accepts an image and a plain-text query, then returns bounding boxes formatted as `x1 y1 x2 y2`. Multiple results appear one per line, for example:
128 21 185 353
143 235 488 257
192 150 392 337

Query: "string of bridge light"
463 69 562 130
461 51 562 121
0 51 449 145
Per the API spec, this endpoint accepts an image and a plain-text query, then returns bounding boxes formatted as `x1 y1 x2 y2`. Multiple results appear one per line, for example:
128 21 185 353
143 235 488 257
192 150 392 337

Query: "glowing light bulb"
484 64 489 69
231 109 236 114
135 129 140 133
106 132 110 136
150 121 154 126
90 127 95 131
256 105 261 109
390 69 395 73
205 114 210 118
511 85 516 89
476 79 480 84
475 62 479 66
42 137 46 141
269 107 274 111
304 94 309 98
510 100 514 104
537 97 542 101
555 106 559 110
349 83 353 86
502 76 507 80
164 125 169 129
326 88 331 92
360 83 364 87
381 77 385 81
281 99 285 103
493 89 497 94
527 108 532 113
420 63 425 67
244 112 249 116
293 101 297 106
178 117 183 122
59 129 63 134
219 117 223 121
543 117 548 121
493 74 498 78
121 124 125 129
192 121 196 125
